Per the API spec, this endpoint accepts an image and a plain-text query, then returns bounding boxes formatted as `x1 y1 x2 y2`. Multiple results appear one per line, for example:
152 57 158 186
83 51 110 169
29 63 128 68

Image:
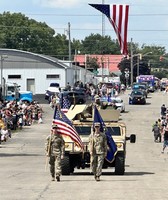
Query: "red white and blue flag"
89 4 129 56
53 107 83 149
93 105 117 163
60 95 71 113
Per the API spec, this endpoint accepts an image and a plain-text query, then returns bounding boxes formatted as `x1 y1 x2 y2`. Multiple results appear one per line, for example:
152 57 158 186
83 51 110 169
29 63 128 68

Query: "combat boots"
56 175 60 182
95 176 100 181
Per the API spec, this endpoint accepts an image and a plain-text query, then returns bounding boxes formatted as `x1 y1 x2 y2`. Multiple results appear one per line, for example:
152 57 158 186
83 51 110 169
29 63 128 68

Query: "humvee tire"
61 155 71 175
114 152 125 175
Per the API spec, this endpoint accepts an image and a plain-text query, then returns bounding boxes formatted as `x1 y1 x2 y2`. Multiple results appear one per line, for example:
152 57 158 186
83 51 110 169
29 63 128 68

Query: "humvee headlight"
116 142 123 148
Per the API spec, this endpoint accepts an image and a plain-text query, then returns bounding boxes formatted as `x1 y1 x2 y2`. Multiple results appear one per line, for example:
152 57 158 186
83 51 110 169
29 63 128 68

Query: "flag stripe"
123 5 129 55
53 119 83 147
89 3 129 56
53 107 83 149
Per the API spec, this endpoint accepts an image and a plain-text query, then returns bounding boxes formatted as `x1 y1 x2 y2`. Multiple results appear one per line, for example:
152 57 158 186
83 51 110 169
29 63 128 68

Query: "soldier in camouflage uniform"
45 124 65 182
88 122 107 181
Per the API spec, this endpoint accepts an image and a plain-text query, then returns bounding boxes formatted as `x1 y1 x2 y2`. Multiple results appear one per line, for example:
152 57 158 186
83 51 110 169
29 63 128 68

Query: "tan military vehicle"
61 105 136 175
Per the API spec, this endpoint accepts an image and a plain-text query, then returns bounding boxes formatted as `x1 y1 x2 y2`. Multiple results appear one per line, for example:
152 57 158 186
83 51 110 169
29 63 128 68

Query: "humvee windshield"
75 126 121 136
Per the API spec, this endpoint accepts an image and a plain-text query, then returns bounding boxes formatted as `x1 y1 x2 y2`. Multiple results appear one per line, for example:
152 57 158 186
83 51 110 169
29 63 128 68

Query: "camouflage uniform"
88 122 107 181
45 125 65 181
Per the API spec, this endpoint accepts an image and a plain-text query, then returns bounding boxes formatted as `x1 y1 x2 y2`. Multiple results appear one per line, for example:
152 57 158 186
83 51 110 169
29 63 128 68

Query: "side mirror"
130 134 136 143
126 134 136 143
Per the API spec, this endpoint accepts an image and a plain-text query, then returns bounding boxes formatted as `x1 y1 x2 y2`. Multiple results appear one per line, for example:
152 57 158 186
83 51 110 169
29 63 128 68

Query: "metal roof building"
0 49 97 94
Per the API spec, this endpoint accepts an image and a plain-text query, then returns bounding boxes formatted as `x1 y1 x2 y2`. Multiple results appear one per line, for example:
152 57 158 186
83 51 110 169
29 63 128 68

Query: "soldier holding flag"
45 124 65 182
89 105 117 181
89 122 107 181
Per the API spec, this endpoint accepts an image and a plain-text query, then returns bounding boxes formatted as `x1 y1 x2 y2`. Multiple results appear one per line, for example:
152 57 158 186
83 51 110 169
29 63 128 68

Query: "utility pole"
137 54 140 77
68 22 71 66
107 57 110 82
84 54 87 84
75 49 77 84
130 38 133 87
101 56 104 82
102 0 105 36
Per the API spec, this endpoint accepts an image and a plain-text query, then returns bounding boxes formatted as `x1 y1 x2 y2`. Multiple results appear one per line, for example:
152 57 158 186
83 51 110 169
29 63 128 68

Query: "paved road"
0 90 168 200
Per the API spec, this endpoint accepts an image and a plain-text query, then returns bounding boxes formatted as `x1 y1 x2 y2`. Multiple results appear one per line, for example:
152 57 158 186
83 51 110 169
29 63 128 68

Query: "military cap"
52 124 58 129
94 122 100 127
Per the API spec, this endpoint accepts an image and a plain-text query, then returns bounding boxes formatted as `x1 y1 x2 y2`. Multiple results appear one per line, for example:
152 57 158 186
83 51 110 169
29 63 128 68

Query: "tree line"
0 12 168 83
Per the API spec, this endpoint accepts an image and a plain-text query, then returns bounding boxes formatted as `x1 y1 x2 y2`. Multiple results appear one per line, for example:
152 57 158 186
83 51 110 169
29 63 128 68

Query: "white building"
0 49 98 94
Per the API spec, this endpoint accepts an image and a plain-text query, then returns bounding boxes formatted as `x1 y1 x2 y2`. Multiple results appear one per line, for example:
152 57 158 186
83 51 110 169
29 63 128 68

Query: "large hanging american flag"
53 107 83 149
89 4 129 56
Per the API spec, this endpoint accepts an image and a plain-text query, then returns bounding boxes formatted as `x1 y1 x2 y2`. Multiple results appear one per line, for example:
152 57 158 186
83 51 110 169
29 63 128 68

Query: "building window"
8 75 21 79
46 74 60 79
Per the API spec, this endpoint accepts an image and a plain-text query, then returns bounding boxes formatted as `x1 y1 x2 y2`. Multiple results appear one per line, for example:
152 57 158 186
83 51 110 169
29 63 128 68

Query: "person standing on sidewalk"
152 121 161 142
162 125 168 153
45 124 65 181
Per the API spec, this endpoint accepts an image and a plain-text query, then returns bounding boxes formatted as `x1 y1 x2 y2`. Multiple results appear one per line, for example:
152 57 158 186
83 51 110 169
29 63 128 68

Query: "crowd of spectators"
65 81 124 100
0 100 43 144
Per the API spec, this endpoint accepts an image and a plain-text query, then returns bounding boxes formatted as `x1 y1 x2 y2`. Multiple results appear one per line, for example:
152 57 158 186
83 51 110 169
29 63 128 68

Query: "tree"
151 70 168 79
52 34 69 59
81 33 120 54
87 56 100 72
0 12 55 53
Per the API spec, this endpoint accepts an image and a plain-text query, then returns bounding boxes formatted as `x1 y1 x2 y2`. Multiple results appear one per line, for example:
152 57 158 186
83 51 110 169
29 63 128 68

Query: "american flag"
53 107 83 149
60 95 71 113
89 4 129 56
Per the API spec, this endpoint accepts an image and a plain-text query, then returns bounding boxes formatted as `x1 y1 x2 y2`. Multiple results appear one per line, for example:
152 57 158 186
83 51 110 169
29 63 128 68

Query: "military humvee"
61 104 136 175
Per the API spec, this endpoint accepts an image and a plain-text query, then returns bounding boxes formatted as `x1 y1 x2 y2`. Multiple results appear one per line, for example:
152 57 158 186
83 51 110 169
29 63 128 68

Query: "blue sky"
0 0 168 52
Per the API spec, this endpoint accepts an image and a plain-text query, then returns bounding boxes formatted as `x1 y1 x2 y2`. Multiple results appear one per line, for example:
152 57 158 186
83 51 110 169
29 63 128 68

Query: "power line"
23 13 168 17
0 25 168 32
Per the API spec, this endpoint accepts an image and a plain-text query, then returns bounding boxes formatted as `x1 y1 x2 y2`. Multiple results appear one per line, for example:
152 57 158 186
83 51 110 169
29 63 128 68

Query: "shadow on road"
124 171 154 176
70 171 154 176
0 153 42 157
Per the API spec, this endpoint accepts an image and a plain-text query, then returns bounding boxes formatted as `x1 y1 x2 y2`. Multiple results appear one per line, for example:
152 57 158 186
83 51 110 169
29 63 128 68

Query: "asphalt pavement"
0 90 168 200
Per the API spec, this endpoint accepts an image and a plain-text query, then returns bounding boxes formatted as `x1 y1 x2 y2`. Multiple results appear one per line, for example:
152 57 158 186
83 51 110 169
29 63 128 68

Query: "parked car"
45 83 61 102
45 87 60 102
129 90 146 105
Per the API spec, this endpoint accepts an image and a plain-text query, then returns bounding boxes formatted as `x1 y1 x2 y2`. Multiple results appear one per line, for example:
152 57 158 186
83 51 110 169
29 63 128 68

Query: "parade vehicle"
61 91 86 105
110 97 125 112
99 96 125 112
136 75 155 92
129 90 146 105
61 105 136 175
132 83 148 98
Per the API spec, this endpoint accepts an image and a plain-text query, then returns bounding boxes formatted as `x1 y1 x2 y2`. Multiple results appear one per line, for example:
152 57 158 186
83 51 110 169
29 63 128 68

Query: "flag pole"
45 129 52 171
